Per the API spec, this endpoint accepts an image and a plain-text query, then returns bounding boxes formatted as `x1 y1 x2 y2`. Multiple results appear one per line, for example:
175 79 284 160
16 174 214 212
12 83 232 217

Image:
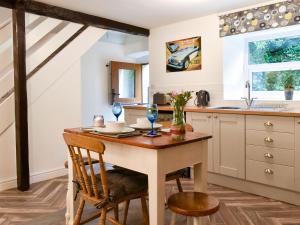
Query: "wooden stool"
167 192 219 225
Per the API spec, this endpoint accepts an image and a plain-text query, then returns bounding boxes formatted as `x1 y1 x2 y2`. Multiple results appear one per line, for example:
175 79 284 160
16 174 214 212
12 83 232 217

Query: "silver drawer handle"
264 137 274 143
264 153 274 159
264 121 273 127
264 168 274 175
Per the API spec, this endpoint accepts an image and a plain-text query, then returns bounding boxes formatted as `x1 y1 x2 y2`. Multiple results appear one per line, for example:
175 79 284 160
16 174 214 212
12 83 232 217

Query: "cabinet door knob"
264 168 274 175
264 121 273 127
264 137 274 143
214 115 218 119
297 121 300 124
264 153 274 159
207 115 212 119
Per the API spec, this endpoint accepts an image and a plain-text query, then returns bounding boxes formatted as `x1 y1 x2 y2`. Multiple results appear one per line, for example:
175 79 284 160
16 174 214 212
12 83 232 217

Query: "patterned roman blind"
219 0 300 37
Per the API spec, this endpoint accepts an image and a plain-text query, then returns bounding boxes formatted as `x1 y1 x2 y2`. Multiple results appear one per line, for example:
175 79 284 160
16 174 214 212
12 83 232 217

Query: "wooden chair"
167 192 219 225
160 121 194 192
63 132 149 225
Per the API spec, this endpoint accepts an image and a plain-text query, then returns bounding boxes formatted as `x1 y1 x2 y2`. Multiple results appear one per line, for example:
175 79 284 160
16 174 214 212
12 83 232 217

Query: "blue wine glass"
146 104 158 135
112 102 122 121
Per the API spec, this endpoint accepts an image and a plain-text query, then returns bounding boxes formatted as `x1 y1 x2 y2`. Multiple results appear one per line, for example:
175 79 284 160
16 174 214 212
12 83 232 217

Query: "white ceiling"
36 0 269 29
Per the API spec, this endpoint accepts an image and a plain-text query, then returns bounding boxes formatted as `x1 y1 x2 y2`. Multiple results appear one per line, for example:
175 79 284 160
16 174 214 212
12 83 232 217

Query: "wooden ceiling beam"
24 0 150 36
0 0 14 9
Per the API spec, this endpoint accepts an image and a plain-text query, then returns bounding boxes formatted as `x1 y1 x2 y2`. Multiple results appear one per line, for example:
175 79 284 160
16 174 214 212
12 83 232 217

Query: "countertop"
64 128 212 150
123 105 300 117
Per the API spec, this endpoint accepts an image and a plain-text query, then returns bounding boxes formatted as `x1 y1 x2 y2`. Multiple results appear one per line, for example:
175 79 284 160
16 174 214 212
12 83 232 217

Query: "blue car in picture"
167 46 199 70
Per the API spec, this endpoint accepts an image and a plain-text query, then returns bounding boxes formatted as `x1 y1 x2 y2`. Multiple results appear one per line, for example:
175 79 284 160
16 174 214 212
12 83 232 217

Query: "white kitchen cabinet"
246 115 297 191
296 118 300 189
213 114 245 179
187 112 245 178
186 112 214 172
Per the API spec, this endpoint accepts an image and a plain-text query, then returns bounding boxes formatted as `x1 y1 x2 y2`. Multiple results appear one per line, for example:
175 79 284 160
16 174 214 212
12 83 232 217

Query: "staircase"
0 11 106 191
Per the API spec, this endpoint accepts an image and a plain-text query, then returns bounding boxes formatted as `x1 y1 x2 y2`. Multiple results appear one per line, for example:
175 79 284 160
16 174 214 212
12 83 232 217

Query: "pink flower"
171 91 178 97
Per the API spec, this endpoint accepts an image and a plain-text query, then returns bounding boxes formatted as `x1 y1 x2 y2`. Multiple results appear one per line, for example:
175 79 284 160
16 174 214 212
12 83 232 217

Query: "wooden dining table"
64 128 212 225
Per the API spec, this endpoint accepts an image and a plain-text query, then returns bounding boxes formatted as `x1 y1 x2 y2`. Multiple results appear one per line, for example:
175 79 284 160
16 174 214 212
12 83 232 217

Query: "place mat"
89 131 142 138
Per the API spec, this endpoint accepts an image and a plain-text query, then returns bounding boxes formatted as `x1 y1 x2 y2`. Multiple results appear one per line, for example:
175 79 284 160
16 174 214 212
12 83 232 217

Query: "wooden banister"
0 19 11 30
0 25 88 105
27 25 88 79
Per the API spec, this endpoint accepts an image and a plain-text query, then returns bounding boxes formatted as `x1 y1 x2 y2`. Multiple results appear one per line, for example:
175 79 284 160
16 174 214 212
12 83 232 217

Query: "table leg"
193 140 208 225
148 167 166 225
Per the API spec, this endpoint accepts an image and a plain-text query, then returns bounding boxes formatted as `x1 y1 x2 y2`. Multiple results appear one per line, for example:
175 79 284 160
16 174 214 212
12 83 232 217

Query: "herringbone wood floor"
0 176 300 225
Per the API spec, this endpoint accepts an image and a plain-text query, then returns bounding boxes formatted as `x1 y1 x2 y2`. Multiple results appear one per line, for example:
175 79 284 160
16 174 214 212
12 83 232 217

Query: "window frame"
244 30 300 100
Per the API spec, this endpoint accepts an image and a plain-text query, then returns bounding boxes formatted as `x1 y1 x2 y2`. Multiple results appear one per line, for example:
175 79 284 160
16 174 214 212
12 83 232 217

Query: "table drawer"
246 130 294 150
246 145 294 166
246 115 294 133
246 160 295 190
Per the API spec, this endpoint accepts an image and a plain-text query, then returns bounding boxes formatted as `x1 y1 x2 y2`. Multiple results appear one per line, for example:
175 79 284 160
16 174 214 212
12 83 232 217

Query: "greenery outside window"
246 34 300 100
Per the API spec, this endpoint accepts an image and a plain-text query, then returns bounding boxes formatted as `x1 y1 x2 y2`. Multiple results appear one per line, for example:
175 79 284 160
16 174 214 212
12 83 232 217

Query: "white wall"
81 40 139 126
0 8 10 25
0 27 106 191
149 14 224 106
149 1 300 107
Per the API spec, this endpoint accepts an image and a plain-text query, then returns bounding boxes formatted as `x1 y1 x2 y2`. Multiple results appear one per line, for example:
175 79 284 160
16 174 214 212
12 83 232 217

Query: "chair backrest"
63 132 108 200
159 121 194 132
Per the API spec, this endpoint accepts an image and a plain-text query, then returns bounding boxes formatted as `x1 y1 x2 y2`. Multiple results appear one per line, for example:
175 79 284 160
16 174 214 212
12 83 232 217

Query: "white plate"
94 127 135 134
129 123 162 130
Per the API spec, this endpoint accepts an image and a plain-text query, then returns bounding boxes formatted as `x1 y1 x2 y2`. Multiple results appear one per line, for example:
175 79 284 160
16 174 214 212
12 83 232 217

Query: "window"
246 33 300 100
142 64 149 103
119 69 136 98
223 26 300 101
111 61 142 104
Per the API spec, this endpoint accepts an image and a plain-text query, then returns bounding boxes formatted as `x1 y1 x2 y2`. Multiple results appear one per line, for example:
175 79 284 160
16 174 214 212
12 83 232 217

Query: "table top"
64 128 212 150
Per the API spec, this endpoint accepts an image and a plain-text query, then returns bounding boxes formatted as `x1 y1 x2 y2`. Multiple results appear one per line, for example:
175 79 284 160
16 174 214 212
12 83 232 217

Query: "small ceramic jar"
93 115 104 127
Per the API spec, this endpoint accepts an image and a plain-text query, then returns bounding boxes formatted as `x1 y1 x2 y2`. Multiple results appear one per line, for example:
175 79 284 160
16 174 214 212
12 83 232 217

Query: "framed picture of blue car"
166 36 201 72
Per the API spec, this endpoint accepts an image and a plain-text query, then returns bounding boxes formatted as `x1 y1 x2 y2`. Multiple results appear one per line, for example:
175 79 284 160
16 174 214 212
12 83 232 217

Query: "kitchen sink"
208 106 287 112
209 106 241 110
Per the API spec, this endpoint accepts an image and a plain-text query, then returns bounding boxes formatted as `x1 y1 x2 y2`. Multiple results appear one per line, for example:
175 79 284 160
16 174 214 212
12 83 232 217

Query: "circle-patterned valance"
219 0 300 37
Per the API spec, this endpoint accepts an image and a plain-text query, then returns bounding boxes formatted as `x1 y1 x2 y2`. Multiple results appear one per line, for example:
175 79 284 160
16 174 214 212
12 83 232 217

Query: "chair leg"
122 200 130 225
170 212 176 225
141 197 149 225
74 198 85 225
176 178 183 192
99 208 107 225
209 214 217 225
114 204 119 221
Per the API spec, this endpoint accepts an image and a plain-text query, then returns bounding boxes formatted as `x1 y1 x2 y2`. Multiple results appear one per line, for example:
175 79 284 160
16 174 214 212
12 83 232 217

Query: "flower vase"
170 106 186 140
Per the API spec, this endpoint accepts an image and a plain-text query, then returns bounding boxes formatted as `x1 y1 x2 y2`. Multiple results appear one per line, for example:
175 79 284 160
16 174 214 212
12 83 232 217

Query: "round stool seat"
167 192 220 217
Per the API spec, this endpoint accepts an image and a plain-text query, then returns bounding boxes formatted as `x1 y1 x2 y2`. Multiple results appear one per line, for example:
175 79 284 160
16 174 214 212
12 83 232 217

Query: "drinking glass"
112 102 122 121
146 104 158 135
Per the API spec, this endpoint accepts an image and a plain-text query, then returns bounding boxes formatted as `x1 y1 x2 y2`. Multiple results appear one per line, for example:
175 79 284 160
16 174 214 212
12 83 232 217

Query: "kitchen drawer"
246 160 295 190
190 112 213 119
246 145 294 167
247 130 294 150
246 115 294 133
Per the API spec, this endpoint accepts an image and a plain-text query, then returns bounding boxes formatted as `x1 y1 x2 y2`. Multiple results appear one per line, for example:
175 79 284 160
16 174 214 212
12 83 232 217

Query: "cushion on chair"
94 168 148 202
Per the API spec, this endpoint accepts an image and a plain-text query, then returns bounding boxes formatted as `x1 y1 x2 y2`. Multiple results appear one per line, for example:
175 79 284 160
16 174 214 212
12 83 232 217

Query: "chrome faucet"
242 80 256 109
